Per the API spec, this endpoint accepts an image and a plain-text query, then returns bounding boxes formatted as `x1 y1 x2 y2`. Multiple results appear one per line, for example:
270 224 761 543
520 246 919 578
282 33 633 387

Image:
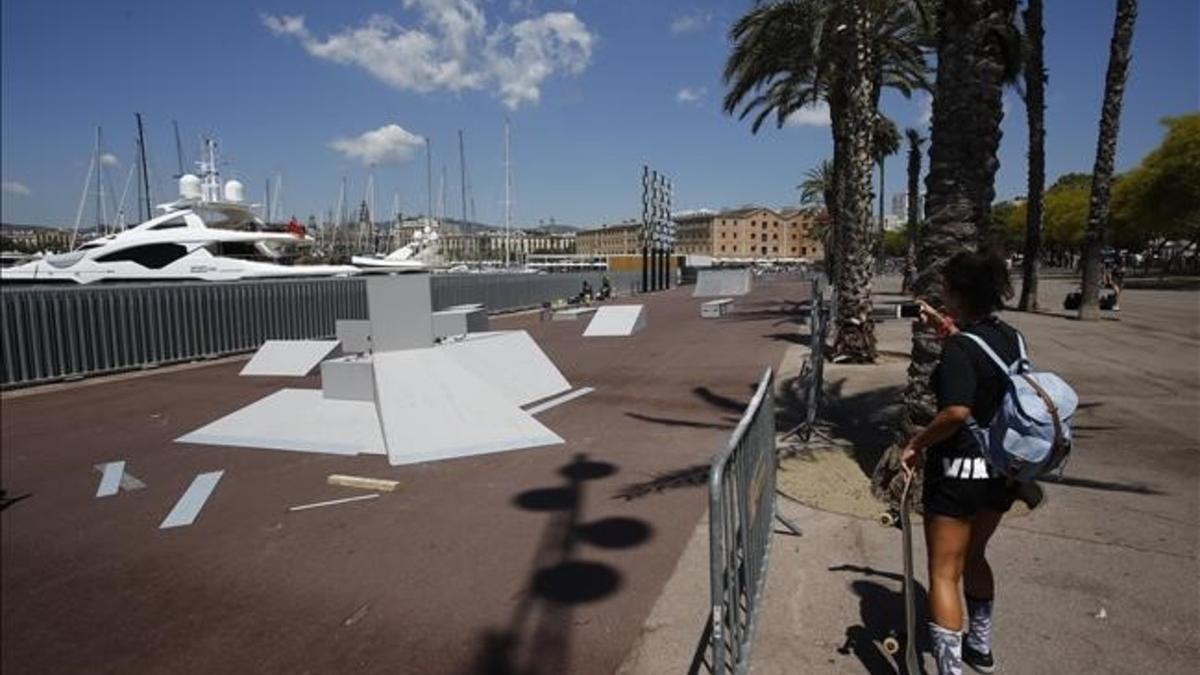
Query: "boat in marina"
1 140 359 284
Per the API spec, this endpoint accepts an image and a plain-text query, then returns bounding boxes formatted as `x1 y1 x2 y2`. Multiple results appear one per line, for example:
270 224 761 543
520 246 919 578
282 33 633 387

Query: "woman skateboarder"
898 250 1039 674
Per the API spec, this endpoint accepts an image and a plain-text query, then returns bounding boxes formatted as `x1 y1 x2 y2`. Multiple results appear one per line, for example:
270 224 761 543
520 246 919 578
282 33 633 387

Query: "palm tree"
723 0 931 362
798 159 837 269
873 116 902 263
889 0 1022 478
1018 0 1047 311
1079 0 1139 320
903 127 924 289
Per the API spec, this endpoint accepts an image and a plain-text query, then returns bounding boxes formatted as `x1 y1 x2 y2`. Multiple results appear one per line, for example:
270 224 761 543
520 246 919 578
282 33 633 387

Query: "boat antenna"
172 119 185 177
95 126 104 234
136 113 152 220
265 178 272 222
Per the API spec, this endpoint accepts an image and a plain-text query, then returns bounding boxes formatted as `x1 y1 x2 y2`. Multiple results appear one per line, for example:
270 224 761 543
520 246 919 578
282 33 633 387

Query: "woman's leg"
963 509 1004 664
926 514 972 629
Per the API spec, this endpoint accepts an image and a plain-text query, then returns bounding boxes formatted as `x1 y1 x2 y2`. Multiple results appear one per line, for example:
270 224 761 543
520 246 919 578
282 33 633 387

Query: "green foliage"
1111 114 1200 247
798 159 833 207
998 178 1090 251
882 228 908 256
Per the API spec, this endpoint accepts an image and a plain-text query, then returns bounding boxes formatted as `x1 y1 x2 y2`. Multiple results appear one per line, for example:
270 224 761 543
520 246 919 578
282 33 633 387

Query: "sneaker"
963 643 996 673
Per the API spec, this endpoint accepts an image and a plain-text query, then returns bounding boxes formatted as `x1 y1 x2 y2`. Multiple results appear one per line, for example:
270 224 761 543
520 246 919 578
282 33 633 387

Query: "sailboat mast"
425 137 433 226
95 126 103 234
504 116 512 267
459 130 467 223
136 113 152 219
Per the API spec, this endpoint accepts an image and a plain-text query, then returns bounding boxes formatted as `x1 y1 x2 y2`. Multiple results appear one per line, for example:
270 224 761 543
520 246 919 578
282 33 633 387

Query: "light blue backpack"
960 332 1079 482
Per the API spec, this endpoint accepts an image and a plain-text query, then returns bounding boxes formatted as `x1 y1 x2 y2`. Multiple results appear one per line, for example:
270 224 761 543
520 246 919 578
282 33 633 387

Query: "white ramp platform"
240 340 341 377
372 348 563 466
553 307 597 321
176 389 386 456
693 268 752 297
584 305 646 337
440 331 571 406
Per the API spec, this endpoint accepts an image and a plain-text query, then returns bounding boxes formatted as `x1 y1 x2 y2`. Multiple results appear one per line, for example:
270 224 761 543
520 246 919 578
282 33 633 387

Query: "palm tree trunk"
832 0 878 363
906 133 921 272
874 0 1016 503
1079 0 1139 320
1018 0 1046 311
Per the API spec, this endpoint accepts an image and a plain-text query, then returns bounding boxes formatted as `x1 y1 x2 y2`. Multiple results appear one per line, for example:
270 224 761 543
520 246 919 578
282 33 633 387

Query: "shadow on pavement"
833 574 931 675
820 379 906 476
624 411 735 430
471 454 653 675
611 464 710 501
1040 474 1164 495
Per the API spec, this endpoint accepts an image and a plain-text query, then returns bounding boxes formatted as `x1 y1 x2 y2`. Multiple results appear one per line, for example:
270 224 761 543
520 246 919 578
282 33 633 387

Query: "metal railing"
708 367 779 675
0 270 642 389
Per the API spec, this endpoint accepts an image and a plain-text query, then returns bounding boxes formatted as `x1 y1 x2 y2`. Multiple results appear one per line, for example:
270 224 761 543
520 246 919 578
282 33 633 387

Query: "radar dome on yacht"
223 179 244 202
179 174 202 199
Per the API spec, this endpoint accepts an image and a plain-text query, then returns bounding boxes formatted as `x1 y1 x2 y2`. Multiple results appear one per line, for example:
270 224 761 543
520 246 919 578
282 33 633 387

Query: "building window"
772 233 778 240
791 246 797 253
761 246 767 255
760 233 767 242
720 245 726 252
772 246 778 253
801 247 808 255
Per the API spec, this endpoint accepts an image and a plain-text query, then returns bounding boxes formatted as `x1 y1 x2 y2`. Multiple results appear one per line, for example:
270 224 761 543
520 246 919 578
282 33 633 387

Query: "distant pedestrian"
901 249 1042 675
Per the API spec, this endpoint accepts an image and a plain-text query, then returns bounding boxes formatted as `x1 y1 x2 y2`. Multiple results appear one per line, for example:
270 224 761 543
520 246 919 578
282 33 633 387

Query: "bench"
701 298 734 318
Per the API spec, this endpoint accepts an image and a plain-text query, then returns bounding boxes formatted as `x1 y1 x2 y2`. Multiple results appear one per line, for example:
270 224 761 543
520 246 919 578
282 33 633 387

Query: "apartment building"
574 222 642 256
676 207 823 260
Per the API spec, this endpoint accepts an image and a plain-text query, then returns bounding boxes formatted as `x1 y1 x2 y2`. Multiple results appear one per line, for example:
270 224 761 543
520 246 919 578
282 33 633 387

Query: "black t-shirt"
930 317 1021 461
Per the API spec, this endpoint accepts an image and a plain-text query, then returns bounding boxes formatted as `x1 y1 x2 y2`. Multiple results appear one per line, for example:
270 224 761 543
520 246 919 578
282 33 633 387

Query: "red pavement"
1 278 810 675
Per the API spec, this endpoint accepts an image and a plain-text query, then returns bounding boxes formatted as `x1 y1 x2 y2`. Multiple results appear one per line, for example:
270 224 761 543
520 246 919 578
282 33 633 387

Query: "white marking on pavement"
95 461 125 498
159 471 224 529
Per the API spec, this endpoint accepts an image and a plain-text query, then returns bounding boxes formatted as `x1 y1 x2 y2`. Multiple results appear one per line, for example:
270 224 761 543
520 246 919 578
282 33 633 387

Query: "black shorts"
923 458 1019 519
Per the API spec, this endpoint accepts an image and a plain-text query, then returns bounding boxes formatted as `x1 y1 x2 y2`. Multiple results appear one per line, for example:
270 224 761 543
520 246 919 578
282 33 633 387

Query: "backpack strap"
958 332 1016 374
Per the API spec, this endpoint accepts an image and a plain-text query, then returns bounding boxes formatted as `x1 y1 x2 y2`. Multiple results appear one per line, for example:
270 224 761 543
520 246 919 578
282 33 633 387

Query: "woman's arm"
900 405 972 477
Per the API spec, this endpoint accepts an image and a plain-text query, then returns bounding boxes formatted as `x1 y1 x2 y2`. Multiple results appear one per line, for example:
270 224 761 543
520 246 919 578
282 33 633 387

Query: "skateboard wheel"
879 512 897 527
882 636 900 655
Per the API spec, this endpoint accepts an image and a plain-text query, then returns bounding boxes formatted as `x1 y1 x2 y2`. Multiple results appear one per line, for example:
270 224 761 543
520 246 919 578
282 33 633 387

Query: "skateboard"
878 474 920 674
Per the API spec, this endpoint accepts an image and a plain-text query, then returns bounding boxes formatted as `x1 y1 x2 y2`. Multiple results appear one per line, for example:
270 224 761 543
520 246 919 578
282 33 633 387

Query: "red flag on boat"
287 217 306 238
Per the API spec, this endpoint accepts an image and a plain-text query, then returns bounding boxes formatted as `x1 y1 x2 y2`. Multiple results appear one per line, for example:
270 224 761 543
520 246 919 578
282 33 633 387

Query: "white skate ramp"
583 305 646 337
176 388 386 456
372 348 564 466
693 269 752 297
240 340 341 377
440 331 571 406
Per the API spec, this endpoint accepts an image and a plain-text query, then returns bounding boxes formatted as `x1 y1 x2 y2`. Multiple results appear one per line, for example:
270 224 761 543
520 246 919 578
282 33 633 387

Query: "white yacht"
2 141 359 284
352 220 440 272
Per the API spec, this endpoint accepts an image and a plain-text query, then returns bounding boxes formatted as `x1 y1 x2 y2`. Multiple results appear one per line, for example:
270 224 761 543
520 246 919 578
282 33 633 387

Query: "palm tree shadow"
819 378 906 476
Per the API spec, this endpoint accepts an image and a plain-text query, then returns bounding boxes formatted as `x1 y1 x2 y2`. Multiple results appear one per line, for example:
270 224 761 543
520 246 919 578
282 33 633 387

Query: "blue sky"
1 0 1197 228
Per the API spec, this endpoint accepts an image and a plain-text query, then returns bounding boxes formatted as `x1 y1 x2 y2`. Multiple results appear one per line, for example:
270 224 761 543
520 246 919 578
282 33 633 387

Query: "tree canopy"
1000 113 1200 251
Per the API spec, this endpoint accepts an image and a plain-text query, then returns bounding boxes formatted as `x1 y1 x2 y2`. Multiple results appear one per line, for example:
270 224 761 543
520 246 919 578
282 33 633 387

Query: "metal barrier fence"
708 367 779 675
0 270 642 389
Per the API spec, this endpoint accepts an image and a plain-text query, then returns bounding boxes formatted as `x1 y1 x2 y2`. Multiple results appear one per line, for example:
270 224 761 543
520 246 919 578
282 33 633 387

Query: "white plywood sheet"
440 331 570 406
160 471 223 529
176 389 386 456
583 305 646 337
693 269 752 297
240 340 341 377
95 461 125 498
372 348 564 466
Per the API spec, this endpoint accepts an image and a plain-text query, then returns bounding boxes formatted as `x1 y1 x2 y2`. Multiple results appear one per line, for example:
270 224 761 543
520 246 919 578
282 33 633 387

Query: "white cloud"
676 86 706 104
670 10 713 35
916 92 932 127
100 153 120 166
2 181 31 197
263 1 595 109
329 124 426 165
784 102 831 127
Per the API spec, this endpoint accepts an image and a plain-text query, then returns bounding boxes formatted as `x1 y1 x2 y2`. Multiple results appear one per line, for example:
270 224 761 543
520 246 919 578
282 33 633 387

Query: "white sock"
965 595 994 655
929 621 963 675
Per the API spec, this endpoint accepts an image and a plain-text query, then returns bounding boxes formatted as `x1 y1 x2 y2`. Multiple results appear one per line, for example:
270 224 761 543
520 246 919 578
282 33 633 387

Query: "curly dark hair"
942 248 1012 315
